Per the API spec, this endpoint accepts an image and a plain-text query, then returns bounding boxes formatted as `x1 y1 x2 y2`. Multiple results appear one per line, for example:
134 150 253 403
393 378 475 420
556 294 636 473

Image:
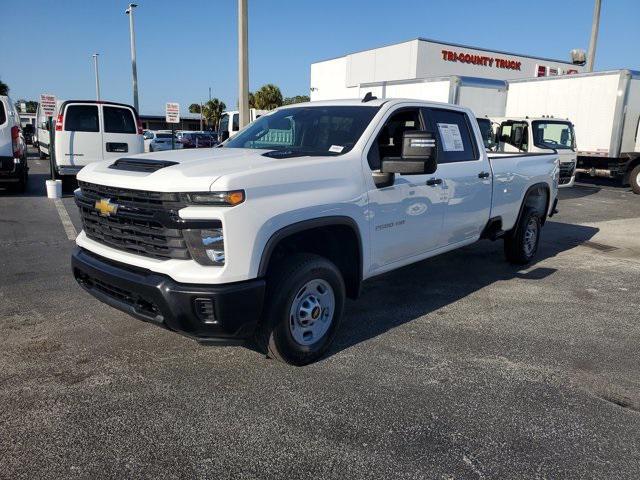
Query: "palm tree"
0 79 8 96
253 84 283 110
283 95 310 105
202 98 226 130
188 103 201 114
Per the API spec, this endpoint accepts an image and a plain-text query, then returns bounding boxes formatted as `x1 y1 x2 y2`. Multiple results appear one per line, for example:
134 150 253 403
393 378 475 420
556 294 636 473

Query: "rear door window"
103 106 136 134
423 108 478 163
0 101 6 125
65 105 99 132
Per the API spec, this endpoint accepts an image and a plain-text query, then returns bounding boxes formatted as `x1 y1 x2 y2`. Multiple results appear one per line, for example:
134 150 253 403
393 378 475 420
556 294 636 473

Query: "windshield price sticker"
437 123 464 152
329 145 344 153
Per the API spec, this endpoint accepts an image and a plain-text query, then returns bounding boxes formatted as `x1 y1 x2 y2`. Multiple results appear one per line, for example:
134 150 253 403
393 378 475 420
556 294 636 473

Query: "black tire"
256 253 345 366
504 208 542 265
630 165 640 195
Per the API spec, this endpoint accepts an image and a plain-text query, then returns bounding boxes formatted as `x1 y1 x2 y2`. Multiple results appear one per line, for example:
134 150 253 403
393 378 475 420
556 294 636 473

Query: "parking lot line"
53 198 77 240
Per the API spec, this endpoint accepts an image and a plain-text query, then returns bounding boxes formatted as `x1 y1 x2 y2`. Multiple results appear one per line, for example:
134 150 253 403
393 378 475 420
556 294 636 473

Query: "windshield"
224 105 380 158
532 121 574 150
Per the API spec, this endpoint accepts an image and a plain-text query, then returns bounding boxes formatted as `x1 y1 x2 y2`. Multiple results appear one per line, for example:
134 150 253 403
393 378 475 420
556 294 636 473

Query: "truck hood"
76 147 278 191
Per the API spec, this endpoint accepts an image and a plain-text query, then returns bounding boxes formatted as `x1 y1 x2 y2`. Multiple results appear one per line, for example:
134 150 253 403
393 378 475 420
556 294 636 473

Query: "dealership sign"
441 49 522 71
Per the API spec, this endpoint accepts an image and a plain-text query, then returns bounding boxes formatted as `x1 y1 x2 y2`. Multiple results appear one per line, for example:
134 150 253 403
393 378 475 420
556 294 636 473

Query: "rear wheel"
504 208 541 265
256 253 345 366
630 165 640 195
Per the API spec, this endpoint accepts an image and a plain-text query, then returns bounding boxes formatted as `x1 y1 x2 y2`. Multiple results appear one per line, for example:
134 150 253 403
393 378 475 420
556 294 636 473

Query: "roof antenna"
362 92 377 103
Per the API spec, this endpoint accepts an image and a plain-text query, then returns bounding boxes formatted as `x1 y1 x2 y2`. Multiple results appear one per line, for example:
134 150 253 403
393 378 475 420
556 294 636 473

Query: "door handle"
478 171 490 179
426 178 442 186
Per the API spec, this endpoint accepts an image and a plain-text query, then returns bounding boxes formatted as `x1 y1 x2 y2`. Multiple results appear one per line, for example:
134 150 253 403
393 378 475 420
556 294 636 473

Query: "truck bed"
488 153 558 231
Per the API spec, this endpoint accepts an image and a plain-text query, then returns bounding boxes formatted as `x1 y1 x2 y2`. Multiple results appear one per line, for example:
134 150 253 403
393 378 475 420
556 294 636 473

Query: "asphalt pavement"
1 149 639 479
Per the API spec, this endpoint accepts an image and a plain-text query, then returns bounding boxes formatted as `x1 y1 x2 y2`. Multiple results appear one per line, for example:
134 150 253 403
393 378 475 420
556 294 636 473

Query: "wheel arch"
513 182 551 231
257 216 364 299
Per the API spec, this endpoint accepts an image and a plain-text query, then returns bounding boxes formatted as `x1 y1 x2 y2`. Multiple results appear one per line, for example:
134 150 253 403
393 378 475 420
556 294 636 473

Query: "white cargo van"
0 95 28 192
49 100 144 178
506 70 640 193
358 76 508 118
218 108 267 141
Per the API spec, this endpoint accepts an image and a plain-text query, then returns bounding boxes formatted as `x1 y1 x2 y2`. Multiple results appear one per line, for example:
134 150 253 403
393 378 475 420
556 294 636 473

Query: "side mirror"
381 131 438 175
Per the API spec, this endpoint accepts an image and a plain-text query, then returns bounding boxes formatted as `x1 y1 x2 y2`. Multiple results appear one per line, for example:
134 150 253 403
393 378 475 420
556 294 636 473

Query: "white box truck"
506 70 640 193
357 76 508 118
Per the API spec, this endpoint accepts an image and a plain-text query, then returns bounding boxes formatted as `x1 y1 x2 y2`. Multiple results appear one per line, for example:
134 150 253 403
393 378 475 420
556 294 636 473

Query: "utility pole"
209 87 212 101
586 0 602 72
200 102 203 131
125 3 140 111
92 53 101 100
238 0 249 128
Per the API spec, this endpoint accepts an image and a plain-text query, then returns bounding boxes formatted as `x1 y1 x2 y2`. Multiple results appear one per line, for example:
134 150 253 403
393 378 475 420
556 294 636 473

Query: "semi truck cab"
489 117 577 187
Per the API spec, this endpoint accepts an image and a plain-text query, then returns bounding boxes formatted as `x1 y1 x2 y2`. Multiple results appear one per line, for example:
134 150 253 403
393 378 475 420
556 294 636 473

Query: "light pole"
586 0 602 72
92 53 101 100
238 0 249 129
125 3 139 111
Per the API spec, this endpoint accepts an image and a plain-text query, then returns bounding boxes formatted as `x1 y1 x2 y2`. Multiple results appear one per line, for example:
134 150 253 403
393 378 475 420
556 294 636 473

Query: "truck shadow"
328 221 599 360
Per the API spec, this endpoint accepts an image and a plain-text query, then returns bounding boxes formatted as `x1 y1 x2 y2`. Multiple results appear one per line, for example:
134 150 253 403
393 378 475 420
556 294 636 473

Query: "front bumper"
57 165 84 176
72 247 266 344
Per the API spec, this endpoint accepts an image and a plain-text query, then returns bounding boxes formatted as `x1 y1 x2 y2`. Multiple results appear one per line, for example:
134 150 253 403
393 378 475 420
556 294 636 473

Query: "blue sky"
1 0 638 115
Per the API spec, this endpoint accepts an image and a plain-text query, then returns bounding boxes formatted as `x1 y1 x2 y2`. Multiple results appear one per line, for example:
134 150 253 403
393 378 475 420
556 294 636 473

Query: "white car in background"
144 130 183 152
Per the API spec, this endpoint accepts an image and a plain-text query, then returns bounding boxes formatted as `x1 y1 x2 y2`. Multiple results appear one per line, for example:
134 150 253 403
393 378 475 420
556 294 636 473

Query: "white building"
310 38 586 101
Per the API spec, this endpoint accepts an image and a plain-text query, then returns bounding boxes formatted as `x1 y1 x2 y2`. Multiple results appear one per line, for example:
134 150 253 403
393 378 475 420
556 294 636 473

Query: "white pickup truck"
72 98 559 365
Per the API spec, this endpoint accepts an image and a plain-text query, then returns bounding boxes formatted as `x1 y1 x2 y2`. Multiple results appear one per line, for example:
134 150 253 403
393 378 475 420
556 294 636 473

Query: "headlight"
184 228 225 266
183 190 245 206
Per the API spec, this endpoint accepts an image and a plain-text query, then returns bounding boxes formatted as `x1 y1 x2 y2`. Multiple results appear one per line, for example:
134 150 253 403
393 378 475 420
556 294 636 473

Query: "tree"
188 103 201 114
283 95 310 105
253 84 283 110
15 99 38 113
202 98 226 130
0 79 8 96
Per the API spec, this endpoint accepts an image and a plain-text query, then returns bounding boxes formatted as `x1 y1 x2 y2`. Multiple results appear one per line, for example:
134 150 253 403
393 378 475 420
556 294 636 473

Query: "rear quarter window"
65 105 99 132
104 106 136 134
423 108 478 163
0 101 6 125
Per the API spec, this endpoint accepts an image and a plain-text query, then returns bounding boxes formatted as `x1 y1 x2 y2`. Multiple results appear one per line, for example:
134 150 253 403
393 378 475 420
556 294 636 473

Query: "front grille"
76 181 190 260
559 163 575 185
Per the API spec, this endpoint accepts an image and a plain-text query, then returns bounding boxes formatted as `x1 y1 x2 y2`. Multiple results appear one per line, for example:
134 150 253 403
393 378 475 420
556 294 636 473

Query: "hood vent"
108 158 179 173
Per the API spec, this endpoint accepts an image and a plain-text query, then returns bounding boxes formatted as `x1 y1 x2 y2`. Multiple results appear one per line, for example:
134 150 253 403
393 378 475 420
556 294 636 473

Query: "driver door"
365 107 447 271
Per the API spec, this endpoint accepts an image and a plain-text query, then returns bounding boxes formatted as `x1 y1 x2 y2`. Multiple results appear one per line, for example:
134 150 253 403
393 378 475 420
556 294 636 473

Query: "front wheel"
630 165 640 195
257 253 345 366
504 208 541 265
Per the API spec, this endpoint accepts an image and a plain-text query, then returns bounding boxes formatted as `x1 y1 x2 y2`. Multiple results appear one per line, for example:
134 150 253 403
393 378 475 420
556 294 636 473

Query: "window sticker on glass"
437 123 464 152
329 145 344 153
